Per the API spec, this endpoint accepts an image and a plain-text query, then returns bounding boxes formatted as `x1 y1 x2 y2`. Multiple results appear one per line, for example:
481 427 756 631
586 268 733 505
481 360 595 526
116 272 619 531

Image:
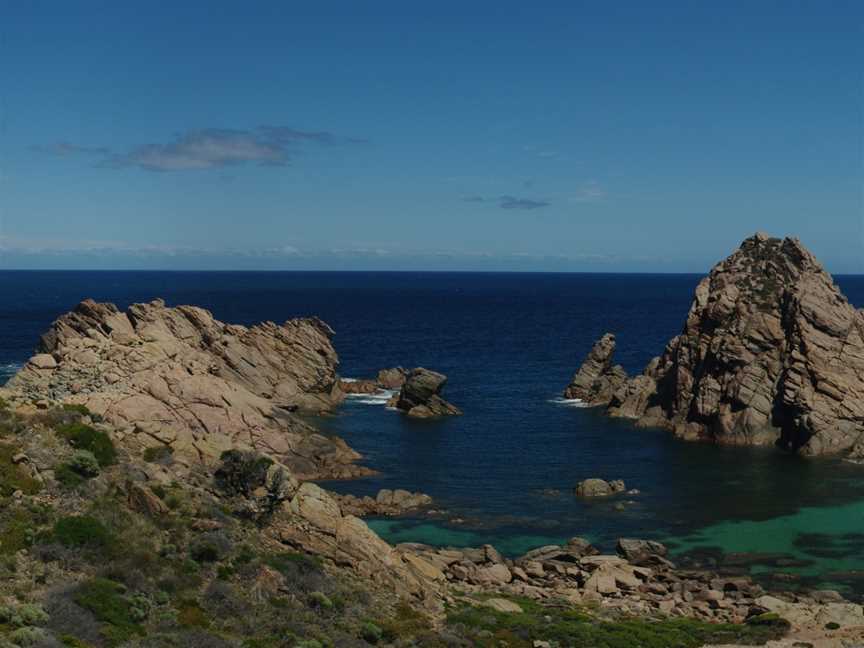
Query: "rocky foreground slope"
566 233 864 459
4 299 366 479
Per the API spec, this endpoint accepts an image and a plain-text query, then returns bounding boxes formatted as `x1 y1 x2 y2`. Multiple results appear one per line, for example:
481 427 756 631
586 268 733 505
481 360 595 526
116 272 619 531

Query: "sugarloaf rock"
567 233 864 458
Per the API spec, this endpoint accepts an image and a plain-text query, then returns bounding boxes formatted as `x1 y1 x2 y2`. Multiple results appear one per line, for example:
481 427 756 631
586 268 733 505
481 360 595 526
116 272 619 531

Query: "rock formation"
567 233 864 458
338 367 407 395
562 333 628 404
574 478 626 497
332 488 434 517
3 298 369 479
393 368 462 418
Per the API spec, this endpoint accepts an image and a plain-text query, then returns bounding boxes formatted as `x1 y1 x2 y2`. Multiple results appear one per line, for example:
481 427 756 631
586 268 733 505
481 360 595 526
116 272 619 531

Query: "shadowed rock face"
563 333 628 404
569 233 864 458
394 368 462 418
5 298 370 479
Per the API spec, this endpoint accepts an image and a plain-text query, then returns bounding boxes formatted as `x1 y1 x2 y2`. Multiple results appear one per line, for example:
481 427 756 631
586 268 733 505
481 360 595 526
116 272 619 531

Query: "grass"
56 423 117 467
73 578 144 645
446 596 789 648
0 443 41 497
53 515 114 549
0 505 50 555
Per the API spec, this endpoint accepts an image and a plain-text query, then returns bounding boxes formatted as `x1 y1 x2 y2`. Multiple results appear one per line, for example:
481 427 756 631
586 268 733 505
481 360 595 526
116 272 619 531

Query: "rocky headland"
566 233 864 460
3 299 367 480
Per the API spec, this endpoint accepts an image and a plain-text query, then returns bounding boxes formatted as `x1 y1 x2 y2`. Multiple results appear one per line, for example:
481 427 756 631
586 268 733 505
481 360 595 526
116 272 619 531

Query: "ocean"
3 270 864 598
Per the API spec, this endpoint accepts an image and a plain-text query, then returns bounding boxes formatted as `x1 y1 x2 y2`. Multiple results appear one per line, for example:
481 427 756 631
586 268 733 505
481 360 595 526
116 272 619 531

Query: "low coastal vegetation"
446 595 789 648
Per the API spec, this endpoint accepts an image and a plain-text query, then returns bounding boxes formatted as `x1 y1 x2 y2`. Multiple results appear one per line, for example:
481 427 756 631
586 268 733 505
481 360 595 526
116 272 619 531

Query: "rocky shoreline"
2 236 864 645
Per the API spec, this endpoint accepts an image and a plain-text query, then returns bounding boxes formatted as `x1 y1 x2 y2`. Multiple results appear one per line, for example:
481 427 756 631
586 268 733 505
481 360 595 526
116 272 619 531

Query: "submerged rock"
574 478 626 497
567 233 864 458
3 298 368 479
394 368 462 418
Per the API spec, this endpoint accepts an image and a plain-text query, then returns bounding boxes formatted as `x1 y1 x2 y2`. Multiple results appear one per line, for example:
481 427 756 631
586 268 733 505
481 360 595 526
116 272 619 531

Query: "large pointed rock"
587 233 864 457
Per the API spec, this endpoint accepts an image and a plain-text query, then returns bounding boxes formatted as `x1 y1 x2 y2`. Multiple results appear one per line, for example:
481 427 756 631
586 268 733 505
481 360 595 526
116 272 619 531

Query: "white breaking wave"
0 362 23 385
548 396 591 408
345 388 398 406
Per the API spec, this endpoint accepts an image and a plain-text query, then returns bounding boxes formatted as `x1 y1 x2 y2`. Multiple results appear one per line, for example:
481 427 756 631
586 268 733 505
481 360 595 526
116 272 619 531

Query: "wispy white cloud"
34 126 364 172
463 195 551 210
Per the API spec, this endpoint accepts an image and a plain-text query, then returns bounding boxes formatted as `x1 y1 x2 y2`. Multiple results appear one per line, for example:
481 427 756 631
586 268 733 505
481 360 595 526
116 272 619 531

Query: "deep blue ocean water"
3 270 864 597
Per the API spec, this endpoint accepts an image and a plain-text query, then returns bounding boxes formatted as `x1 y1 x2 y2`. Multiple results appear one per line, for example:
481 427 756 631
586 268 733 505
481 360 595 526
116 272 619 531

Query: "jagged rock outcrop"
338 367 407 396
569 233 864 457
393 368 462 418
3 299 369 479
563 333 628 404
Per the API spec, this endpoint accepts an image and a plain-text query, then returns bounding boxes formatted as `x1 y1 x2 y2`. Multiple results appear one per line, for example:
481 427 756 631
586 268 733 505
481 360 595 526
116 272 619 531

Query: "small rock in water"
574 478 626 497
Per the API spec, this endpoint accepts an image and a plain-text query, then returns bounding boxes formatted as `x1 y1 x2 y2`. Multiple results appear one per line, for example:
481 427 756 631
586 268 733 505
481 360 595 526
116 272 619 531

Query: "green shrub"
360 621 384 644
7 626 51 646
446 597 789 648
142 445 173 463
214 449 272 497
67 450 101 478
61 403 92 417
308 591 333 610
0 444 41 496
53 515 113 549
175 599 209 628
73 578 143 644
0 603 49 627
56 423 116 467
55 464 86 489
0 510 36 555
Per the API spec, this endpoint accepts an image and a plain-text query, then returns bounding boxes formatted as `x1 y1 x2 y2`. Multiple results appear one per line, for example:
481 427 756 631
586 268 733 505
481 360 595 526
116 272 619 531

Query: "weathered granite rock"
574 478 626 497
4 299 369 479
274 482 445 602
377 367 408 390
394 368 462 418
333 488 433 517
574 234 864 458
616 538 669 566
563 333 628 404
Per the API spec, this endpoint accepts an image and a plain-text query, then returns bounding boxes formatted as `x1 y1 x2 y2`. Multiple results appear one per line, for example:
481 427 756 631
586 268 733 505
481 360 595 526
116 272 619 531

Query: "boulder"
5 299 368 479
481 598 523 614
574 478 626 497
394 368 462 417
617 538 669 565
377 367 408 390
563 333 628 405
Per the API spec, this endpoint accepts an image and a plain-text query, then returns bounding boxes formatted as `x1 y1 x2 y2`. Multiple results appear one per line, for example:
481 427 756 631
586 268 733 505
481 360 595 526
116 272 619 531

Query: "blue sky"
1 1 862 271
